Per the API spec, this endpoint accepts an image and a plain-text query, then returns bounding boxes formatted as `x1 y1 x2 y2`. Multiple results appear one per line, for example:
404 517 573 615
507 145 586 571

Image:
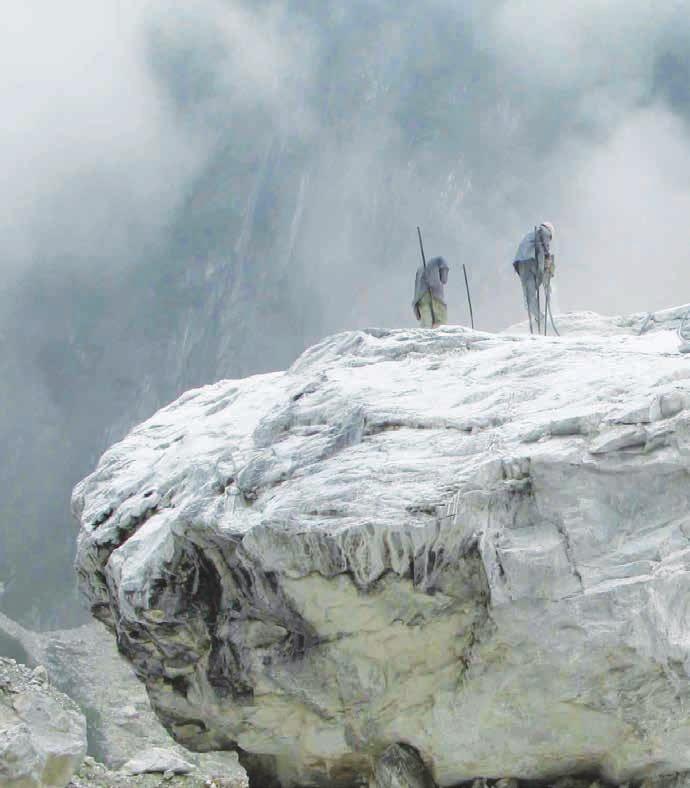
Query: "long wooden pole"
417 227 436 326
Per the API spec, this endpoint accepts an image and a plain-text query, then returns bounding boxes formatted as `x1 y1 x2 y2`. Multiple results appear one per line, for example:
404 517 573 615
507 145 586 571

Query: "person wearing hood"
413 256 449 328
513 222 555 334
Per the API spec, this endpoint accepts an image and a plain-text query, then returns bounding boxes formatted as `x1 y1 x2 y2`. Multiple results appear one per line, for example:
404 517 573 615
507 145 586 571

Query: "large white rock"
74 309 690 787
0 657 87 787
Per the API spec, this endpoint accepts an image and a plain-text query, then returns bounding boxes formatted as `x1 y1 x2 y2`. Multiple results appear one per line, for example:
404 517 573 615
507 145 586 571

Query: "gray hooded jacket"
413 256 449 309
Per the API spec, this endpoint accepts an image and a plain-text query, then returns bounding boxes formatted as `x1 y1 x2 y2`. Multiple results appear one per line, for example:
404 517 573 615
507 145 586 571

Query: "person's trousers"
515 259 543 332
417 292 448 328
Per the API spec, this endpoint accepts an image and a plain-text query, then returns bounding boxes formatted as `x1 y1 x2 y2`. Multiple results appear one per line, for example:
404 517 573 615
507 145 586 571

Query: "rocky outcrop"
0 657 87 787
74 312 690 786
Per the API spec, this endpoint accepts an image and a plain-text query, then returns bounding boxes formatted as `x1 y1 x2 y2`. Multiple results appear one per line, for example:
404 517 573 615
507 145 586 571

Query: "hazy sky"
3 1 690 314
3 0 690 626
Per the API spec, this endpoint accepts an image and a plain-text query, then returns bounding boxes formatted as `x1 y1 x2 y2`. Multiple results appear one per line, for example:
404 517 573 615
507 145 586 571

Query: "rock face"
0 657 87 787
74 311 690 787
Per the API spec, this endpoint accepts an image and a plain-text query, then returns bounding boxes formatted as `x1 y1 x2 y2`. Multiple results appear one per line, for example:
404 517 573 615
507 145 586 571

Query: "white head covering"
540 221 555 238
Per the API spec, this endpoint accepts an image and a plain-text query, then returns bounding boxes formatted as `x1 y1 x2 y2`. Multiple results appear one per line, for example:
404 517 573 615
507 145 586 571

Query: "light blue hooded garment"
514 225 553 265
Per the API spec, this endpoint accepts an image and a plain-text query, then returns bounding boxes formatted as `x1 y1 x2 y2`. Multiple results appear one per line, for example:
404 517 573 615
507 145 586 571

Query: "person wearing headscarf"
513 222 555 334
413 256 449 328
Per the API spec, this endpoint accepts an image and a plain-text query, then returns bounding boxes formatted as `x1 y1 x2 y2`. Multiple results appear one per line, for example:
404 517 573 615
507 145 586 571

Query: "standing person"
413 256 449 328
513 222 555 334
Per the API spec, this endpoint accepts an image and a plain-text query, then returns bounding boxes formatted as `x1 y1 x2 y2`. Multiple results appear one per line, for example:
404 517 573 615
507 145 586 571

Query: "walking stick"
543 255 560 336
543 266 549 336
462 264 475 329
549 303 560 336
534 227 542 334
543 255 551 336
417 227 436 326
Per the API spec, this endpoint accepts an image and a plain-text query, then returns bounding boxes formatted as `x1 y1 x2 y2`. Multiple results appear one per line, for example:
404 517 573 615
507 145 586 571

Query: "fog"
2 0 690 626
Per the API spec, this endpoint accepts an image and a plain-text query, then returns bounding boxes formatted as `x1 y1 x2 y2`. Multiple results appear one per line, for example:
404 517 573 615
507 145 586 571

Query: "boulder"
73 314 690 786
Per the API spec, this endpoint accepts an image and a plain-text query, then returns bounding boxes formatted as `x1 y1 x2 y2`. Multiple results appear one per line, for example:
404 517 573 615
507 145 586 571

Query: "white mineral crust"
74 308 690 787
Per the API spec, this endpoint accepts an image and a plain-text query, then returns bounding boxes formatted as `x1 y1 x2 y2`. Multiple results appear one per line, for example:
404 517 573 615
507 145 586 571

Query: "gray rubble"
68 753 248 787
0 657 87 787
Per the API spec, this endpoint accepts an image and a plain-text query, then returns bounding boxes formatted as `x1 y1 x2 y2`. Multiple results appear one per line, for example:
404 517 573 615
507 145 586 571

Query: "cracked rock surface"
74 311 690 786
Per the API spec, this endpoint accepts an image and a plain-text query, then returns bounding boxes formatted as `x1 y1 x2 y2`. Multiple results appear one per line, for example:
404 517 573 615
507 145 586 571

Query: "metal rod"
462 264 475 329
543 253 558 336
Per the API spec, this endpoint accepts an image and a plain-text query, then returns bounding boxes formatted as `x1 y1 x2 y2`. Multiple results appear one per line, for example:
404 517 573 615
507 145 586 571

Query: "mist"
2 0 690 627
